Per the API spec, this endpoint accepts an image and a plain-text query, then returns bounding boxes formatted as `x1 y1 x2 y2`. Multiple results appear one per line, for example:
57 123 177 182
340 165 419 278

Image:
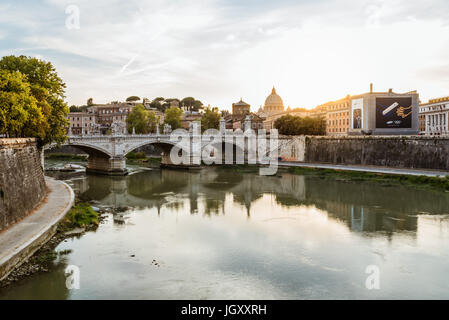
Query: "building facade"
92 103 132 134
68 102 133 135
348 88 419 136
317 96 351 136
317 85 420 136
68 112 97 135
232 99 251 115
181 111 202 130
419 96 449 136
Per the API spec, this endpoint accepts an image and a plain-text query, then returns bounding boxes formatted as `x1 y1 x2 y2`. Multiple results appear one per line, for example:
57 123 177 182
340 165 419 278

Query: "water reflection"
69 168 449 233
2 167 448 300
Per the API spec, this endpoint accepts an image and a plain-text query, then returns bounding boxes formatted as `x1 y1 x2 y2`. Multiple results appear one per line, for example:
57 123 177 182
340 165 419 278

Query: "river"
1 163 449 299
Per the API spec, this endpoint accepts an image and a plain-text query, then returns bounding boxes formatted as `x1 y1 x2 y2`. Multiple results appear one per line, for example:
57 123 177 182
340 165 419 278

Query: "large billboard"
352 98 363 129
376 97 412 129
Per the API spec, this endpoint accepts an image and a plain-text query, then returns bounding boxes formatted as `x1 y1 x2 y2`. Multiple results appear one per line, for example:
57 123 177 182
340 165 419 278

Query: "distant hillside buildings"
67 85 448 137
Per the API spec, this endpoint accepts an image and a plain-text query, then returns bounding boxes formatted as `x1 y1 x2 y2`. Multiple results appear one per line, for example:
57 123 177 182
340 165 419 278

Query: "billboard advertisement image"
376 97 412 128
352 98 363 129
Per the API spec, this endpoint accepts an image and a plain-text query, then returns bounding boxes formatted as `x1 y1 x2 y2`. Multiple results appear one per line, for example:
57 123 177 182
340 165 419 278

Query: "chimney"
389 88 393 93
370 83 373 93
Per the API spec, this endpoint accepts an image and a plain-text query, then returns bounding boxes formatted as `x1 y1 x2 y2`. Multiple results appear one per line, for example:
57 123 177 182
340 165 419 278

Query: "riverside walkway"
0 178 74 281
279 162 449 178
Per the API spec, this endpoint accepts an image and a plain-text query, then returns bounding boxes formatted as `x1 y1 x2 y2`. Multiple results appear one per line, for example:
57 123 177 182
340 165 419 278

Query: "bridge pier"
160 152 201 169
86 155 128 175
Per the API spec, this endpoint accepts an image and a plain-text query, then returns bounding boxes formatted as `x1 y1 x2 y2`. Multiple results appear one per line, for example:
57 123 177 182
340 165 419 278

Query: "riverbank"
285 166 449 192
0 178 74 283
279 161 449 177
0 203 107 288
222 162 449 192
125 152 161 168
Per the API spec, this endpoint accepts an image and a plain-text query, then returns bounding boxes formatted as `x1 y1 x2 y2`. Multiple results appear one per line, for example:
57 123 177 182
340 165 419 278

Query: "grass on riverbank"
63 203 99 228
45 153 88 161
287 166 449 192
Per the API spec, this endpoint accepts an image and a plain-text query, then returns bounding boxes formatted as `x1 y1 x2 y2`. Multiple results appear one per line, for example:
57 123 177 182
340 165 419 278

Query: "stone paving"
0 177 74 281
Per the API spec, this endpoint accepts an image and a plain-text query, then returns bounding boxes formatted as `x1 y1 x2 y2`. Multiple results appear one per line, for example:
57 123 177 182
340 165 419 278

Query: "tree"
201 106 220 132
126 96 140 102
0 55 69 146
70 105 81 112
164 106 183 130
70 105 88 113
147 110 160 133
181 97 203 111
126 104 149 134
0 70 45 138
274 114 326 135
150 97 165 112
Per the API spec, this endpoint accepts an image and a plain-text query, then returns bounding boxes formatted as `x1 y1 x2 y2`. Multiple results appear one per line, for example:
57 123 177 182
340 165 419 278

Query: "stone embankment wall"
278 136 306 162
304 136 449 170
0 138 46 231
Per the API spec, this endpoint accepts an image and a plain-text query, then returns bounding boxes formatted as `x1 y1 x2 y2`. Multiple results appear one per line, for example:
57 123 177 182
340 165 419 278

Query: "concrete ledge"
0 177 74 281
279 162 449 178
0 138 37 147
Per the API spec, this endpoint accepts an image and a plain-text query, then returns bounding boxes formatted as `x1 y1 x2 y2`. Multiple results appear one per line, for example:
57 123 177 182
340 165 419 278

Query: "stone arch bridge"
45 132 304 175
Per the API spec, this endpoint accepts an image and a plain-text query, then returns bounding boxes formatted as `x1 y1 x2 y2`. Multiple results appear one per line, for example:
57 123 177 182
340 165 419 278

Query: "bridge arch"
45 142 112 158
64 143 112 158
125 139 181 155
125 139 194 168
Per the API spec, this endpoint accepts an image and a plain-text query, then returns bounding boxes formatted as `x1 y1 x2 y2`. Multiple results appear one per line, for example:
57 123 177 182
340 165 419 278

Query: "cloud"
1 0 449 107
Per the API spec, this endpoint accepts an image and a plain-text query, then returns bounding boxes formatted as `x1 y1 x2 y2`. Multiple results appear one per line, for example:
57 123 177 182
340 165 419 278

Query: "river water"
1 164 449 299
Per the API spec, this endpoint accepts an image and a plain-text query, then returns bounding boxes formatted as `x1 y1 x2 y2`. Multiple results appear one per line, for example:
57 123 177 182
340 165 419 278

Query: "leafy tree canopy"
126 104 148 134
274 114 326 136
70 105 89 112
0 55 69 146
0 70 45 139
126 96 140 102
201 106 220 132
164 106 183 130
181 97 203 111
126 104 160 134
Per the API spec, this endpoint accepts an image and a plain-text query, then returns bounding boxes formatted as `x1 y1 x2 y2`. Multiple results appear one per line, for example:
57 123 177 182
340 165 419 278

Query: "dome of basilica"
263 87 284 115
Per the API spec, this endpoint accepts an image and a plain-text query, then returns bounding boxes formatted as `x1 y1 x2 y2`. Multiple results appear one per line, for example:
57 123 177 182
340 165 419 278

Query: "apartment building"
68 112 96 135
317 96 351 136
419 96 449 135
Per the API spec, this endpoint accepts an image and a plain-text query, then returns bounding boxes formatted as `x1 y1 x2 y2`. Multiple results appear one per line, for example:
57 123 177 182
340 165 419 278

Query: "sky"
1 0 449 111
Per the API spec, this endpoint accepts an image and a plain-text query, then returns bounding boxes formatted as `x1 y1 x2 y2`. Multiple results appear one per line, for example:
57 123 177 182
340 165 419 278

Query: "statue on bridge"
111 121 126 136
163 123 172 134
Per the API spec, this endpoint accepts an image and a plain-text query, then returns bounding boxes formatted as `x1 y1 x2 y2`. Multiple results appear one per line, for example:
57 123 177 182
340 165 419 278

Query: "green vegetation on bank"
287 166 449 192
125 151 161 166
45 153 88 161
64 203 99 228
125 151 147 160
